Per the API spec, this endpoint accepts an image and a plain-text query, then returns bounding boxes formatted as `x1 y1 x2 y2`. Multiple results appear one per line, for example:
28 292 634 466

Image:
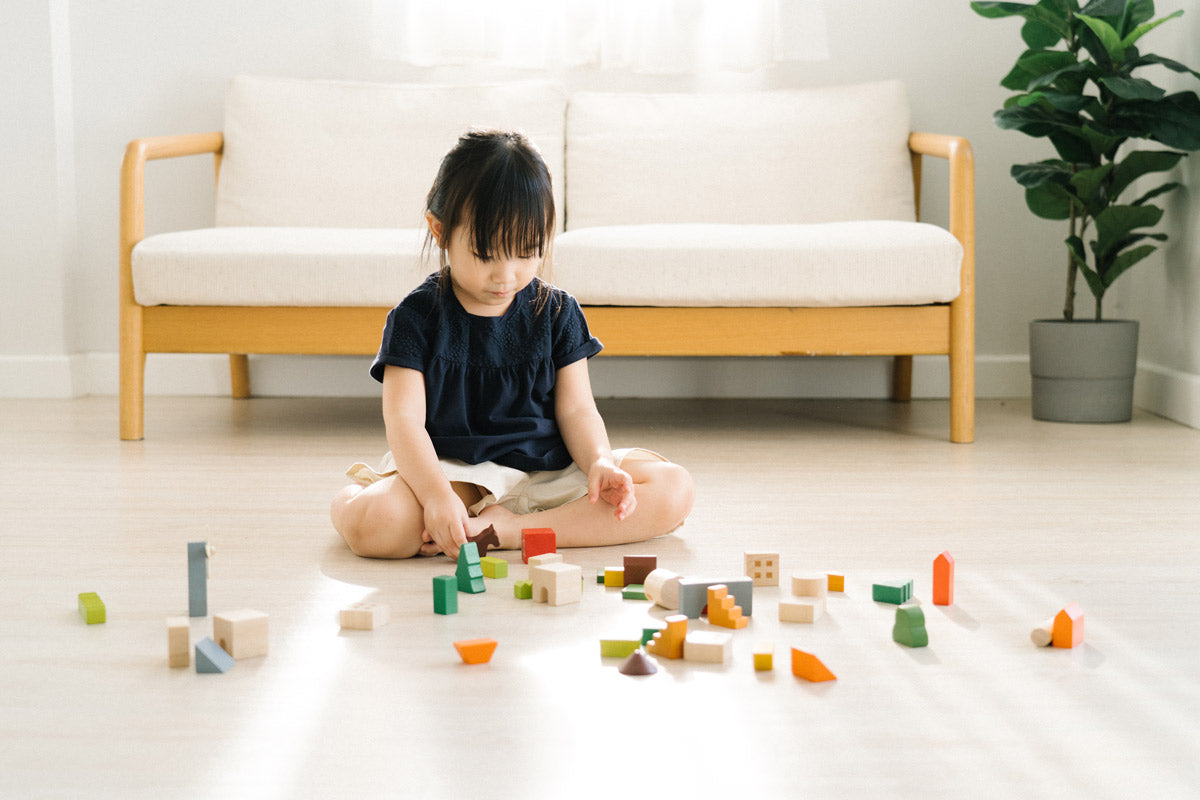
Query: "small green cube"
596 568 606 584
480 556 508 579
78 592 106 624
513 580 533 599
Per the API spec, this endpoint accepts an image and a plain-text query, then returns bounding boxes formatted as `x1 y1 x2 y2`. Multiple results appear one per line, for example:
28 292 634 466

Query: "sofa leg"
890 356 913 403
949 352 975 444
230 354 251 399
119 347 145 441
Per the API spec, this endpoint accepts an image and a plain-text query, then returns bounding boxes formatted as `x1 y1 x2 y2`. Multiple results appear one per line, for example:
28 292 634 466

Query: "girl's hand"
588 458 636 521
421 491 470 559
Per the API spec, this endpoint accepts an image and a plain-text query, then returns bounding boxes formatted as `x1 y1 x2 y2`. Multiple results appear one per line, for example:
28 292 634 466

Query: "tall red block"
521 528 556 564
933 551 955 606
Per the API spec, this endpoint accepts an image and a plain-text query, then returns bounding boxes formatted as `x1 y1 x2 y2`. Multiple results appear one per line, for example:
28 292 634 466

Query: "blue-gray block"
188 541 208 617
195 637 235 673
677 577 754 618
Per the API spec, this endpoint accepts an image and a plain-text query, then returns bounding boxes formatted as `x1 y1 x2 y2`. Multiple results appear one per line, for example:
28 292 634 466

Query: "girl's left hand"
588 458 636 521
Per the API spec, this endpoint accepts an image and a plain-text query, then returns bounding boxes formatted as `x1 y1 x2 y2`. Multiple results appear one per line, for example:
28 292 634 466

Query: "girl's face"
431 216 541 317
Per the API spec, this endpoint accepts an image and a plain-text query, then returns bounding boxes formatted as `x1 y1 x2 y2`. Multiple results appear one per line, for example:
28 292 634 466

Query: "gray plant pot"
1029 319 1139 423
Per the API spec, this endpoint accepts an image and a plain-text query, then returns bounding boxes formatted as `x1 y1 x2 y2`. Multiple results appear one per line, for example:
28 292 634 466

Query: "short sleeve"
369 299 432 383
550 291 603 369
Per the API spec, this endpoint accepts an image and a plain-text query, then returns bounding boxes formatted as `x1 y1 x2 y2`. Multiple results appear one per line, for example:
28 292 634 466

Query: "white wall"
1 0 1196 427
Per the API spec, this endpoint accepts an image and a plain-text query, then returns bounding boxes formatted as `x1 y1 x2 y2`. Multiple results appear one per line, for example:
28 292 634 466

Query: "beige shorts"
345 448 668 517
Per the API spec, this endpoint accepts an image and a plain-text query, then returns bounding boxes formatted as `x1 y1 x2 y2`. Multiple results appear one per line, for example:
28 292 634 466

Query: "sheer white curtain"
370 0 829 73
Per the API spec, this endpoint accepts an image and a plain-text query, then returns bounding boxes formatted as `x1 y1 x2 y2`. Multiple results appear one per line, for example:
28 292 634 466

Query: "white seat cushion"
132 227 429 306
551 222 963 307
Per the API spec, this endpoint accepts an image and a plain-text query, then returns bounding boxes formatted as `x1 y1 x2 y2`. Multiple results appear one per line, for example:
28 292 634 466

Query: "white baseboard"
3 351 1034 401
1136 361 1200 430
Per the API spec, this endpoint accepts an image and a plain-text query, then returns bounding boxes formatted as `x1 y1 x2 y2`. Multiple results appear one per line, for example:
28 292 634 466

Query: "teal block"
433 575 458 614
188 541 208 617
456 542 485 594
872 580 913 605
195 637 235 673
78 592 105 624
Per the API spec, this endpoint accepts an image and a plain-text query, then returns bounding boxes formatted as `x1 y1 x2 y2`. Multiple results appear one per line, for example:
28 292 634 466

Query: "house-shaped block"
531 562 582 606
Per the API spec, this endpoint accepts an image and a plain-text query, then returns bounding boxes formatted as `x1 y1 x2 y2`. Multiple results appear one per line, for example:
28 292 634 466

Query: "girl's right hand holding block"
419 489 471 559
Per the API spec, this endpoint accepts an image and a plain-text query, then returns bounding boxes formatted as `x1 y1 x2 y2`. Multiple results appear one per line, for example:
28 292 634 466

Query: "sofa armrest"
908 131 975 443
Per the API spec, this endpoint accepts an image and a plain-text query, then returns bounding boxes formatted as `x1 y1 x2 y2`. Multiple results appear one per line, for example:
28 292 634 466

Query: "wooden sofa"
119 77 974 442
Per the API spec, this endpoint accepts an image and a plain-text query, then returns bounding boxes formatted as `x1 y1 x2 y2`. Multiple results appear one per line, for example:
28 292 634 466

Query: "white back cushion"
215 76 567 229
565 81 914 229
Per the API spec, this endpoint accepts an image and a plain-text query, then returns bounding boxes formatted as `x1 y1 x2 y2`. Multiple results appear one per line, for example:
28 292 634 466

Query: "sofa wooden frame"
119 131 974 442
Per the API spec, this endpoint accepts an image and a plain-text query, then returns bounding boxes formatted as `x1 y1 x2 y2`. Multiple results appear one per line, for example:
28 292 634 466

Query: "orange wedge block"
454 637 498 665
791 648 836 682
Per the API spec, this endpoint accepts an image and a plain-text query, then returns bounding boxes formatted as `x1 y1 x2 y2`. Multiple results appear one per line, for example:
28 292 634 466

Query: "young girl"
331 130 694 559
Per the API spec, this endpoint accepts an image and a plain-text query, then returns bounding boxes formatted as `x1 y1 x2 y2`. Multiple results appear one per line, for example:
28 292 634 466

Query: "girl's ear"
426 212 445 248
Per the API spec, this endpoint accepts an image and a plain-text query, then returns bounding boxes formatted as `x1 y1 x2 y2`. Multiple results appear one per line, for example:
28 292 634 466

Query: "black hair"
424 129 556 309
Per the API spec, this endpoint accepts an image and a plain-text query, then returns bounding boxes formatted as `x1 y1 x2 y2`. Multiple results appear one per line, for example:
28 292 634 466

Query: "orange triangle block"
790 648 836 682
454 637 498 665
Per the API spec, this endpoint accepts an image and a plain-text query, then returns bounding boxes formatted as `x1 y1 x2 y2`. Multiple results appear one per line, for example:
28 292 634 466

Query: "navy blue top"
370 275 603 472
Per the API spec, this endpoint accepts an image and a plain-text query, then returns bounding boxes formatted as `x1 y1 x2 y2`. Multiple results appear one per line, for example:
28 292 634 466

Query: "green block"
621 584 648 601
456 542 485 594
480 556 508 579
596 568 606 584
78 592 105 624
893 604 928 647
513 580 533 599
599 639 641 658
433 575 458 615
641 627 662 646
872 580 913 605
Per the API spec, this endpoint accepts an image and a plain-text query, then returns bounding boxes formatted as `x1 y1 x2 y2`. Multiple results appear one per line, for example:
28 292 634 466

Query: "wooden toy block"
1030 617 1055 647
187 541 211 617
195 637 235 673
791 574 828 598
683 631 733 664
644 568 681 609
892 604 928 648
603 567 625 588
779 596 825 623
528 552 563 568
645 614 687 659
596 568 605 584
454 637 497 665
744 551 780 586
872 580 913 605
933 551 955 606
520 528 556 563
827 573 845 592
790 648 836 682
623 555 657 587
513 580 533 599
480 556 508 579
456 541 485 594
430 575 458 615
78 592 105 624
342 601 393 628
622 584 648 601
641 627 662 646
531 562 582 606
467 524 500 558
600 639 642 658
678 577 753 618
213 609 269 659
1052 602 1085 649
706 584 748 629
753 642 775 671
167 616 190 668
618 650 658 676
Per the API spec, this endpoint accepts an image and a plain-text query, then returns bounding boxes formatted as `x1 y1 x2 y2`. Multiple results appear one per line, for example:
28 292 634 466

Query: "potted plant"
971 0 1200 421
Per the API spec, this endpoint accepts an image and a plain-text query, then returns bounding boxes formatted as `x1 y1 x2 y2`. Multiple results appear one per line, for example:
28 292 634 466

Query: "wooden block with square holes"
213 609 269 659
342 601 393 628
744 551 780 587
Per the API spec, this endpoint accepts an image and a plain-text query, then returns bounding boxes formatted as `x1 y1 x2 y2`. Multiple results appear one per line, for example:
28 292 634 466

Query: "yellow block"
753 642 774 671
604 567 625 588
827 573 845 592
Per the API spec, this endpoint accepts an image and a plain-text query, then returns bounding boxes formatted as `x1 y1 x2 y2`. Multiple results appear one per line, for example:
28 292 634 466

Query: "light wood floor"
3 396 1199 798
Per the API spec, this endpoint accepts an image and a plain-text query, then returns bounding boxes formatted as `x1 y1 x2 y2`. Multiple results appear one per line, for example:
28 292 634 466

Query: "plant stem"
1064 197 1077 321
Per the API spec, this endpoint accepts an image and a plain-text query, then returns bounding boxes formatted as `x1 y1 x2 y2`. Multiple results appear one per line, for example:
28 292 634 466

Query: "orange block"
645 614 687 659
707 584 748 629
790 648 836 682
453 637 498 665
1052 602 1084 649
933 551 955 606
521 528 556 564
